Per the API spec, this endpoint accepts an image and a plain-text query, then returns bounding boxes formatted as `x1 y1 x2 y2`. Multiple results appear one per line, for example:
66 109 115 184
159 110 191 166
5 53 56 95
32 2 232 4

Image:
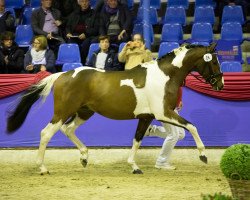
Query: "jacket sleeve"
31 10 48 36
120 6 132 32
143 49 153 62
8 49 24 71
85 11 99 37
5 12 15 31
45 50 56 73
111 53 123 71
118 47 127 63
24 50 32 70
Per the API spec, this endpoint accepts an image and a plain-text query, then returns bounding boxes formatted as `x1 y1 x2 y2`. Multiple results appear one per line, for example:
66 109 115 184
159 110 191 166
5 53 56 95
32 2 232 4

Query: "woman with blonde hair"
24 35 56 73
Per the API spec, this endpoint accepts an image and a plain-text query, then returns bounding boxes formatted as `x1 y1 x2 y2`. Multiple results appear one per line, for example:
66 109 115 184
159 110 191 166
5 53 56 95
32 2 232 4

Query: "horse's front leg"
128 117 153 174
37 121 63 175
161 110 207 163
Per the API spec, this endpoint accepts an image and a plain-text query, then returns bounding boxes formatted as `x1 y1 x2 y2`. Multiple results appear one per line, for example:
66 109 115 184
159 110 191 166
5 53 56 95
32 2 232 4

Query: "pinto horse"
7 43 224 174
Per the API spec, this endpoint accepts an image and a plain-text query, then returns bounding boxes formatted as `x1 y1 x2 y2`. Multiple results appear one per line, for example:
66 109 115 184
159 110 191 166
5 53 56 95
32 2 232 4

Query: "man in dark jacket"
0 32 24 74
66 0 99 64
0 0 15 34
99 0 132 46
31 0 65 55
88 35 123 71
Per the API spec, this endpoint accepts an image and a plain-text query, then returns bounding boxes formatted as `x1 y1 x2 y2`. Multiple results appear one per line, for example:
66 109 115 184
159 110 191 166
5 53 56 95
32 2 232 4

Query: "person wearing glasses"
24 35 56 73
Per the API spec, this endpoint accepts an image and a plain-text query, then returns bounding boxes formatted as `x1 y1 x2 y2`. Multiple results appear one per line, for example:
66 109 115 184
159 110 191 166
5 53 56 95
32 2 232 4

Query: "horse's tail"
6 72 64 133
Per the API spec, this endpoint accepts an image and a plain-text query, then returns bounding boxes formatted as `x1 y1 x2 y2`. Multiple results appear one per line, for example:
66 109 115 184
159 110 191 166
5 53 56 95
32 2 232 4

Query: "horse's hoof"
80 158 88 168
40 171 50 175
132 169 143 174
199 155 208 164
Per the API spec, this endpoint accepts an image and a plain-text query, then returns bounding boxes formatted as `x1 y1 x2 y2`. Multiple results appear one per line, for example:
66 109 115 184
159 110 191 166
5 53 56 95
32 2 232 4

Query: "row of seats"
4 0 216 10
137 5 245 26
59 42 243 72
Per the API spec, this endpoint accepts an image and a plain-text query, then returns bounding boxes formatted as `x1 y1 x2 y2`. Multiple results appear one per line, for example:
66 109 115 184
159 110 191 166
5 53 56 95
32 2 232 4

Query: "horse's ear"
208 42 217 52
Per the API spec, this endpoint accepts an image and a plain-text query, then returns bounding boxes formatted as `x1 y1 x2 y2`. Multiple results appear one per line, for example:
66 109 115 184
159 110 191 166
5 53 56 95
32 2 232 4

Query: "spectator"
88 35 123 71
99 0 132 46
31 0 65 55
66 0 99 64
0 32 24 74
24 35 56 73
0 0 15 34
52 0 79 24
95 0 128 12
118 33 153 70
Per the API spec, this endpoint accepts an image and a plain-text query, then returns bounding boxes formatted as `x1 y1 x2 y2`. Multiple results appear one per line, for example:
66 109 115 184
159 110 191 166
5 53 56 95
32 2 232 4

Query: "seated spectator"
99 0 132 46
118 33 153 70
66 0 99 64
52 0 79 24
88 35 123 71
95 0 128 12
24 35 56 73
0 32 24 74
0 0 15 34
31 0 65 55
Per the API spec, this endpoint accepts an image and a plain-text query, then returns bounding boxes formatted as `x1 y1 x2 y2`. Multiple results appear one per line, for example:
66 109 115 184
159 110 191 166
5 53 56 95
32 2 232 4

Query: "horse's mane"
158 44 205 60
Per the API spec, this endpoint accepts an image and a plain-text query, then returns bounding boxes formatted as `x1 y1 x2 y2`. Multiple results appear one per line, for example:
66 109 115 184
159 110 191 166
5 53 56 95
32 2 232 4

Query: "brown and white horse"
7 43 224 174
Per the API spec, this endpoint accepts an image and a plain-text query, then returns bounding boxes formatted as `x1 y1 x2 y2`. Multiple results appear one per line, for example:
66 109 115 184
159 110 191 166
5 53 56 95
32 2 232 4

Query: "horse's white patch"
171 46 189 68
203 53 212 62
120 60 171 120
72 66 105 78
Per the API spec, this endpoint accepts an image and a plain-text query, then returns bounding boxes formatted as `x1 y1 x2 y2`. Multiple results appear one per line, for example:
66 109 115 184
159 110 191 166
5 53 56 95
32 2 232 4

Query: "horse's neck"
157 59 189 87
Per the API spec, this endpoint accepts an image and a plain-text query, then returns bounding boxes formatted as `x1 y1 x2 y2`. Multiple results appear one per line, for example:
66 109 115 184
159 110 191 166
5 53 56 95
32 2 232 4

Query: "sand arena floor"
0 148 231 200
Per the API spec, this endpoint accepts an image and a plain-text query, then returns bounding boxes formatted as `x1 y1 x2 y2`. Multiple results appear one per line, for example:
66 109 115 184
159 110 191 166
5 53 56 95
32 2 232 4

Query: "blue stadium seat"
221 6 244 25
56 44 81 65
86 43 100 65
220 61 242 72
221 22 243 43
15 25 33 47
161 23 183 43
158 42 179 58
167 0 189 9
5 0 25 9
119 42 126 53
195 0 216 8
136 7 158 25
21 7 36 25
194 6 215 25
140 0 161 9
30 0 40 7
62 63 83 72
163 7 186 26
191 23 213 43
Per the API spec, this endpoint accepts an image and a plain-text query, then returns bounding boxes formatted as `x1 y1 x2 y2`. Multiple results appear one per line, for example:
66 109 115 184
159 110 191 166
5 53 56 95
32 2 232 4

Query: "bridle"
190 50 223 86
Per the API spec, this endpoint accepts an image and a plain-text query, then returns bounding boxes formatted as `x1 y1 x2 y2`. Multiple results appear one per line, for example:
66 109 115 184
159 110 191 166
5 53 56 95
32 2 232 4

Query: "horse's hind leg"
128 117 153 174
60 107 94 168
37 120 63 175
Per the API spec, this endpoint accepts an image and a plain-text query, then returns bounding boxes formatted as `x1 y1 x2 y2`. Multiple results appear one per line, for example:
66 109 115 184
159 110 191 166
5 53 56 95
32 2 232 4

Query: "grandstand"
4 0 250 72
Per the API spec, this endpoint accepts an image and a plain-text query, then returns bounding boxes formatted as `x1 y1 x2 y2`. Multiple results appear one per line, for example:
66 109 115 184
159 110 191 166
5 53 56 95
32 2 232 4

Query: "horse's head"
187 43 224 91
